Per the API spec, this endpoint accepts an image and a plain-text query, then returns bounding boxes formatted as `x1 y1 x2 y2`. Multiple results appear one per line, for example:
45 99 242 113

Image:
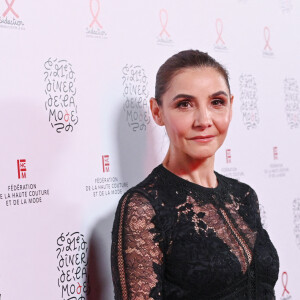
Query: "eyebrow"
210 91 229 98
171 94 195 101
171 90 229 102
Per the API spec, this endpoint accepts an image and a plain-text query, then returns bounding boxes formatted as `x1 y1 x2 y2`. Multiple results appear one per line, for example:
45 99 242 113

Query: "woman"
111 50 279 299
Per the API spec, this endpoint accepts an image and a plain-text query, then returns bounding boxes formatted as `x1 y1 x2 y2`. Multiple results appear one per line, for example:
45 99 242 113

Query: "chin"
188 150 216 161
187 145 219 159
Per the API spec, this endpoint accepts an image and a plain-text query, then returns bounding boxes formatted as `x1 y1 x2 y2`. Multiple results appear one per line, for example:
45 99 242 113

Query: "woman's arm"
111 191 164 300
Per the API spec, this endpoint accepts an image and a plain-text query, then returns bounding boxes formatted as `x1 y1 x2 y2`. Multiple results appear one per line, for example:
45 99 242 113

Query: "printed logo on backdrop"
281 271 292 300
57 232 90 300
85 155 128 198
220 149 245 180
44 58 79 133
122 64 151 132
280 0 293 13
0 159 50 207
214 18 227 52
17 159 26 179
239 74 260 129
0 0 25 30
86 0 108 39
293 198 300 250
273 146 279 160
226 149 231 163
102 155 109 172
264 146 289 178
156 9 174 46
263 26 274 58
284 78 300 129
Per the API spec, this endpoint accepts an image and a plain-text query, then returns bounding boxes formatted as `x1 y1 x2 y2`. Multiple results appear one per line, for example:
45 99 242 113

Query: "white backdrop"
0 0 299 299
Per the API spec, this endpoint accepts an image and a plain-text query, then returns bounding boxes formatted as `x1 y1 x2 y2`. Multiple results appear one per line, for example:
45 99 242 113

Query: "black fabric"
111 164 279 299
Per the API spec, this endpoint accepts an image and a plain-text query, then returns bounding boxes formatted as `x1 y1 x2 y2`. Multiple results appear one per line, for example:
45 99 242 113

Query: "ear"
150 97 164 126
229 94 234 122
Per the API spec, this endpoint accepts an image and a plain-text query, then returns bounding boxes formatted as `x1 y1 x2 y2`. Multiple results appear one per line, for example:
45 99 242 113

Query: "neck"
162 147 217 188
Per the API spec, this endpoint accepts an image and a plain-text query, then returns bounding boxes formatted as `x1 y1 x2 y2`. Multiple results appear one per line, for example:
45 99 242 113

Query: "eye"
176 100 192 108
211 99 225 106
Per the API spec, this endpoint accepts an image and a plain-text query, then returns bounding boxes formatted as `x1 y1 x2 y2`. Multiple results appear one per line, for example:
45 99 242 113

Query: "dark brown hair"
155 50 230 105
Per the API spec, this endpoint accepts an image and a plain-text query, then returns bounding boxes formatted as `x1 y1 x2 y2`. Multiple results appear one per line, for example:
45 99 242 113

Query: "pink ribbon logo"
89 0 102 29
281 271 290 297
215 18 225 45
2 0 19 18
159 9 170 37
264 26 272 51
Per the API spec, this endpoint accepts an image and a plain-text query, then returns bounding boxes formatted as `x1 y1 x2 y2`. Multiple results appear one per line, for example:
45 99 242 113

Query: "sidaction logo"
214 18 227 52
262 26 274 57
157 9 173 46
281 271 292 300
86 0 108 39
0 0 25 29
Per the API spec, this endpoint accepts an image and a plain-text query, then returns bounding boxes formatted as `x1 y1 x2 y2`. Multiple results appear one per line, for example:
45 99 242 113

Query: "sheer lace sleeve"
242 186 263 231
111 191 164 300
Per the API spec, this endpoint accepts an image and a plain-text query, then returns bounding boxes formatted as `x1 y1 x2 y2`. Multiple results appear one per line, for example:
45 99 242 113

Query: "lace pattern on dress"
176 195 255 274
117 192 163 300
112 165 279 299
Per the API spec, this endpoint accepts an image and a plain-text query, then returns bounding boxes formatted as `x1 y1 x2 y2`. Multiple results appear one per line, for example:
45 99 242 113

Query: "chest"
161 201 278 297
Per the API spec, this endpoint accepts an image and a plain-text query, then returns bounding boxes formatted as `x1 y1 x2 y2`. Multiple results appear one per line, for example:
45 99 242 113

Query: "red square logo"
17 159 26 179
226 149 231 164
102 155 109 172
273 147 278 160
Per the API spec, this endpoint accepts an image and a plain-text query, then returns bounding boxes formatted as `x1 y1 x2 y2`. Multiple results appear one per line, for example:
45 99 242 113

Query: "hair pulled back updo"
155 50 230 105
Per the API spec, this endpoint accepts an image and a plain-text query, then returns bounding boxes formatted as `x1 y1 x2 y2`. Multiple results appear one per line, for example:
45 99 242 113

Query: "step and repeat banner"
0 0 299 299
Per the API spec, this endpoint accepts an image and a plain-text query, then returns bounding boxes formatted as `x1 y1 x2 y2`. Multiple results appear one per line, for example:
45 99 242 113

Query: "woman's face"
152 67 233 162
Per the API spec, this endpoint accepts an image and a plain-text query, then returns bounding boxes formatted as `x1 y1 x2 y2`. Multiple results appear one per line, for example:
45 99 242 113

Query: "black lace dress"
111 164 279 300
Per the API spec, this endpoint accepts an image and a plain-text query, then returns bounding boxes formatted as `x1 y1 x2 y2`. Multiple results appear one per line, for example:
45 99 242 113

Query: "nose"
193 107 212 129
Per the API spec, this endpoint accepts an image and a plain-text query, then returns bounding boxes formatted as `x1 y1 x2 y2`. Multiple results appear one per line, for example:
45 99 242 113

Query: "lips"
189 135 215 142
